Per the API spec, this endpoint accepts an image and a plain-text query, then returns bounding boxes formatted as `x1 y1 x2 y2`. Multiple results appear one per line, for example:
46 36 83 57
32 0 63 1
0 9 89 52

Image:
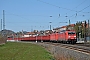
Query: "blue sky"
0 0 90 32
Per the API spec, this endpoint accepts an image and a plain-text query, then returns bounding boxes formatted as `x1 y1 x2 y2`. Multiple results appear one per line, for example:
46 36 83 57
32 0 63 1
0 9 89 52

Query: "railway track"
18 41 90 55
74 43 90 47
42 42 90 55
60 44 90 55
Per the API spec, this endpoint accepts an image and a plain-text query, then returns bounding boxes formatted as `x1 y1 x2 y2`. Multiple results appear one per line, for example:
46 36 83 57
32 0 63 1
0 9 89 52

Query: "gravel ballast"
37 43 90 60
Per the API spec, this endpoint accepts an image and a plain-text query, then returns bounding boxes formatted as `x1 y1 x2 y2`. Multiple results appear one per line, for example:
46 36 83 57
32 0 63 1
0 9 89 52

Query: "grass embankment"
0 42 54 60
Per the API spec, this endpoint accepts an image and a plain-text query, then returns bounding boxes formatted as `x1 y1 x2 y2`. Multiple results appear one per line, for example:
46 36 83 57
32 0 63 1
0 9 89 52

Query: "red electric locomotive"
58 30 77 44
50 30 77 44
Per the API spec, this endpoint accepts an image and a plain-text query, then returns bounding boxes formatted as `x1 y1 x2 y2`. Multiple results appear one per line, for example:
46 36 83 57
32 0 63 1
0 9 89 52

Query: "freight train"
7 30 77 44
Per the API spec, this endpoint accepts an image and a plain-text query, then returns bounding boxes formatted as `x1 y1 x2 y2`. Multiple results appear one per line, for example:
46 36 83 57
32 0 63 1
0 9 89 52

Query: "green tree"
74 21 88 38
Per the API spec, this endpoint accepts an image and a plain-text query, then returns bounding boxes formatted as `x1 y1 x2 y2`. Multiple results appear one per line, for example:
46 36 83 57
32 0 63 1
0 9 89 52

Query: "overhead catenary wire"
64 0 89 18
3 0 90 31
78 5 90 12
37 0 77 12
75 0 87 8
37 0 89 13
71 5 90 17
36 0 90 24
5 11 54 18
63 4 90 22
5 0 90 22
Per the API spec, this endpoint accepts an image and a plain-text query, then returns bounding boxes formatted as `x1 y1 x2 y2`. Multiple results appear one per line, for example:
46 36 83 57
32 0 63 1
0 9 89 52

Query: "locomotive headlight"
74 36 76 37
68 36 70 38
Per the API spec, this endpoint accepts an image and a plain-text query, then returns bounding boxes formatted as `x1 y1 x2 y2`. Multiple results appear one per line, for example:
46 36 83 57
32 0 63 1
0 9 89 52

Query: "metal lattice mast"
3 10 5 30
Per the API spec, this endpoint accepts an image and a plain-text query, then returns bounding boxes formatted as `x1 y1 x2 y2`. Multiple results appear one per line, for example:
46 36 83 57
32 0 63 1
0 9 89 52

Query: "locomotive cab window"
68 32 75 35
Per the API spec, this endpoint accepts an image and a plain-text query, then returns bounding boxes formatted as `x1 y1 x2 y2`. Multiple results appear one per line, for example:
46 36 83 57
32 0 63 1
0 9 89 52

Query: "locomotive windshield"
68 32 75 35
